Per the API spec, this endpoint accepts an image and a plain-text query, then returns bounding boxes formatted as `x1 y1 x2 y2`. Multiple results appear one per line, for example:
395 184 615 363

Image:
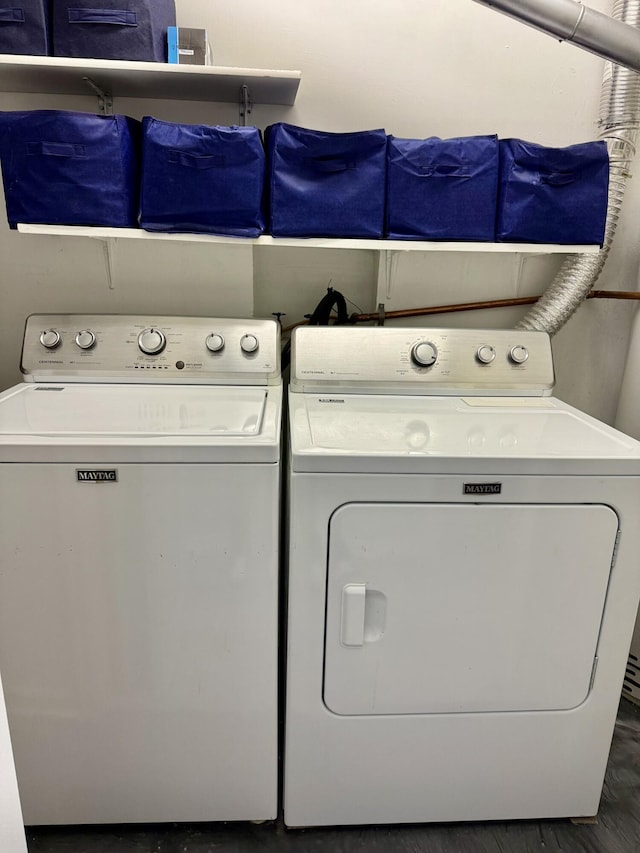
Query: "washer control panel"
22 315 280 385
291 326 554 395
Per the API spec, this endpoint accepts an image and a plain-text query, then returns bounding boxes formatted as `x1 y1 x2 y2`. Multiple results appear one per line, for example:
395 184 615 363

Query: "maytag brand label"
76 469 118 483
464 483 502 495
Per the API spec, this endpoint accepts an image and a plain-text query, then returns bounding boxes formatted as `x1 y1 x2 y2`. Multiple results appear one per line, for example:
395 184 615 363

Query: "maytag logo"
464 483 502 495
77 469 118 483
318 398 345 404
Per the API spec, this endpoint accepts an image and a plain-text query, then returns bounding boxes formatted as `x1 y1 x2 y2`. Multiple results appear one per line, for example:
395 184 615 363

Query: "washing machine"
284 325 640 828
0 314 281 826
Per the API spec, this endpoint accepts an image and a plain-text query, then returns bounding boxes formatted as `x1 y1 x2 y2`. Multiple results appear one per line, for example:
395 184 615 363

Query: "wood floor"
27 698 640 852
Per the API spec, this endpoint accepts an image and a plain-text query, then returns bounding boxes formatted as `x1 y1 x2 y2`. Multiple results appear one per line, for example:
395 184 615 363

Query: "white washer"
284 325 640 828
0 314 282 826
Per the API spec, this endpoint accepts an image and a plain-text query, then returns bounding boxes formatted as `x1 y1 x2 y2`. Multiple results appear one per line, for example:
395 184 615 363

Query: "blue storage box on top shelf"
0 0 50 55
52 0 175 61
386 134 499 241
266 123 387 238
140 118 266 237
0 110 141 228
497 138 609 245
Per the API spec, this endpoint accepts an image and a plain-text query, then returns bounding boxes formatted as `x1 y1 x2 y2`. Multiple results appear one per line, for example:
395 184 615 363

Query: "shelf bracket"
239 84 252 126
375 250 400 304
101 237 117 290
82 76 113 115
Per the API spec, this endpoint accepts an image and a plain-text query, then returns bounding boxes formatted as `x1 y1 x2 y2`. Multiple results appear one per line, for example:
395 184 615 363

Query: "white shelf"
15 224 600 253
0 54 301 105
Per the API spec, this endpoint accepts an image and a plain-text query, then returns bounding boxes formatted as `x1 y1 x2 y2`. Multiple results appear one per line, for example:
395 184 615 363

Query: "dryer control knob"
240 334 259 354
138 328 166 355
75 329 96 350
509 345 529 365
411 340 438 367
476 344 496 365
206 333 225 353
40 329 61 349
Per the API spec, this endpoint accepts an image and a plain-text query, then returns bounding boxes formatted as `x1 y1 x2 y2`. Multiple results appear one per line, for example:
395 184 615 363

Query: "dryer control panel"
22 315 281 385
291 326 554 396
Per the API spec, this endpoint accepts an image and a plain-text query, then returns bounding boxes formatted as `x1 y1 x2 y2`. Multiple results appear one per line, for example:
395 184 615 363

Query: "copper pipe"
282 290 640 333
350 290 640 324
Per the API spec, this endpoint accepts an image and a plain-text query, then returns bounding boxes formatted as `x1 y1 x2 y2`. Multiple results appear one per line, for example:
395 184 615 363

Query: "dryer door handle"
340 584 367 647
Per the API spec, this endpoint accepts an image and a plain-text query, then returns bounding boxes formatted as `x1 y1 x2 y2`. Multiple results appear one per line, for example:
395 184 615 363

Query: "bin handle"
0 8 24 23
27 142 87 158
168 150 226 170
540 171 578 186
68 8 138 27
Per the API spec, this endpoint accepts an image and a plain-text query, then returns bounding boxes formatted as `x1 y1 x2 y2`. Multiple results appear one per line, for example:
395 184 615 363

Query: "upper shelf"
0 54 301 104
15 224 601 253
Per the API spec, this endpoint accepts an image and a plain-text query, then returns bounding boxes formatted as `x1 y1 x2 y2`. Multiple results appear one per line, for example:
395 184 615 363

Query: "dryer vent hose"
517 0 640 334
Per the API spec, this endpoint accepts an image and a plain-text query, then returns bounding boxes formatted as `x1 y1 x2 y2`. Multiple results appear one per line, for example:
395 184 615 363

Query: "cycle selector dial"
476 344 496 364
411 340 438 367
138 328 166 355
206 333 225 353
240 334 259 354
75 329 96 350
509 344 529 364
40 329 61 349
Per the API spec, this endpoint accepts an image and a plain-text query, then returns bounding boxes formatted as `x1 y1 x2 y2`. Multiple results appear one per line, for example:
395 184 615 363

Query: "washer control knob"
240 334 259 354
411 340 438 367
476 344 496 365
138 328 166 355
509 344 529 364
206 333 225 353
40 329 61 349
75 329 96 350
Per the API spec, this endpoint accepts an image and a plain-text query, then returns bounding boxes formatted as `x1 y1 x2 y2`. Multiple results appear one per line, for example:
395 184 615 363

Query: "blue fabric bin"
0 110 140 228
497 138 609 245
52 0 175 61
266 123 387 238
0 1 50 55
386 134 499 241
140 118 265 237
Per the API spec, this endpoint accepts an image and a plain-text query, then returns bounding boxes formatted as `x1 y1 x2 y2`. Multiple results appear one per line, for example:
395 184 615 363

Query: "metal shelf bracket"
82 76 113 115
239 84 253 126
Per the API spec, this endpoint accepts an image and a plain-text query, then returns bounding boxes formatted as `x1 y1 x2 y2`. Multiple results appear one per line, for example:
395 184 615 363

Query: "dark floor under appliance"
25 699 640 852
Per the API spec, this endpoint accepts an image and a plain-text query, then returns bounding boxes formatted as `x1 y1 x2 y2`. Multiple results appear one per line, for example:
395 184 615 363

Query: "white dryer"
284 325 640 828
0 314 282 825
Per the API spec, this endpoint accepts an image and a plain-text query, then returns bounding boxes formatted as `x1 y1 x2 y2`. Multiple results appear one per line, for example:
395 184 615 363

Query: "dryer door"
323 503 618 715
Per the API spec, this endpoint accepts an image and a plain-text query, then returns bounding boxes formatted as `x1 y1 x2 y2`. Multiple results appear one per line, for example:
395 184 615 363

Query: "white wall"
0 0 637 421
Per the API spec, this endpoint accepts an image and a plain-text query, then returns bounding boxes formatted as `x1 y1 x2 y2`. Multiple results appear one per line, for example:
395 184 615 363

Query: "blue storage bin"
140 118 266 237
52 0 175 61
266 123 387 238
0 110 140 228
0 1 50 55
497 139 609 245
386 135 499 241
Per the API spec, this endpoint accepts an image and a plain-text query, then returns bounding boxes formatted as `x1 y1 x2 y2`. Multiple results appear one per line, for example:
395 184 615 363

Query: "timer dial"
138 328 166 355
411 340 438 367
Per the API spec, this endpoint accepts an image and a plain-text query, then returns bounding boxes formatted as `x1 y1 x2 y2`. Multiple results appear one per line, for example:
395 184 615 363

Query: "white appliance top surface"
289 391 640 474
0 383 282 463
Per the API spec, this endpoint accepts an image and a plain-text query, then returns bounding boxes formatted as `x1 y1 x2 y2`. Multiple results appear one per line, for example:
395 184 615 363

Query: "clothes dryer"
284 325 640 827
0 314 281 825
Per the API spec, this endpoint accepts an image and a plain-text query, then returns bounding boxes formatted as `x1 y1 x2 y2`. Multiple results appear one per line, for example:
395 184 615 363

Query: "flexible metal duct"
473 1 640 334
472 0 640 72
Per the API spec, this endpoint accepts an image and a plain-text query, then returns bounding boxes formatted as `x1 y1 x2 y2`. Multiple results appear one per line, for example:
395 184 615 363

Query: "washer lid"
0 384 282 463
289 392 640 474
